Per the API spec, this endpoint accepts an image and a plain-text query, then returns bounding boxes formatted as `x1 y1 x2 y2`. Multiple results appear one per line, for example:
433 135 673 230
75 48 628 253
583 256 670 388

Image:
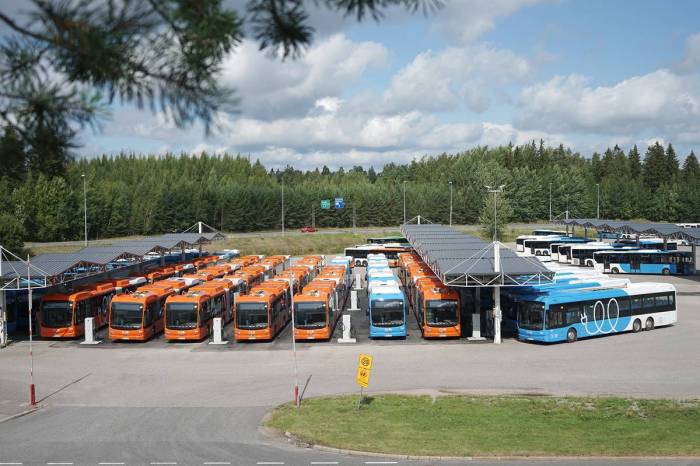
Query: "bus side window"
654 294 671 311
200 302 209 326
668 292 676 308
546 305 563 329
563 303 580 326
617 297 631 318
158 299 165 318
582 301 595 322
145 301 156 326
643 296 655 312
631 297 643 316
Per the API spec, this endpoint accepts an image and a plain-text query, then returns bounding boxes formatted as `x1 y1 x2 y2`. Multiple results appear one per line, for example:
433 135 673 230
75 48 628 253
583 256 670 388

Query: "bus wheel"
662 268 670 275
611 267 619 274
632 319 642 333
566 328 577 343
535 251 541 256
645 317 655 331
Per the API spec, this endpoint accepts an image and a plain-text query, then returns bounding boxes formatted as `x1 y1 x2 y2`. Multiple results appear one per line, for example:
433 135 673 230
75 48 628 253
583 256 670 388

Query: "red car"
301 226 316 233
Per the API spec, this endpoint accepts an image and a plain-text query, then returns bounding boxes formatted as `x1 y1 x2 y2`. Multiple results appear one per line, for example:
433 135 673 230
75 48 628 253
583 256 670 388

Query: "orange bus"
413 277 461 338
234 282 290 341
146 266 176 283
164 285 224 341
405 263 435 306
39 283 115 338
398 253 421 285
150 277 202 294
111 276 147 294
195 280 235 324
293 280 340 340
109 285 174 341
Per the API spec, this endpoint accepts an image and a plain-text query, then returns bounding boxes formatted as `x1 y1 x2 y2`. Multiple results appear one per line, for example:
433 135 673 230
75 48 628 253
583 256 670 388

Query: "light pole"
27 254 35 405
596 183 600 219
549 182 552 222
82 174 87 247
484 185 506 242
290 275 299 407
449 181 453 226
402 181 407 225
281 178 285 236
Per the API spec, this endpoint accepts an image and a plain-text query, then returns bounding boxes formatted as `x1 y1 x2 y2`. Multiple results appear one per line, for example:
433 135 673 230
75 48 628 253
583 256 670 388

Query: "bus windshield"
166 303 198 329
371 299 404 327
425 300 458 327
518 302 544 330
236 303 268 329
41 301 72 328
295 302 326 329
111 302 143 329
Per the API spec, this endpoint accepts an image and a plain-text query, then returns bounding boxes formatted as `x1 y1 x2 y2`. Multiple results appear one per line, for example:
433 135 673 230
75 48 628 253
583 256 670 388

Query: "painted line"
203 463 231 465
99 463 125 465
47 463 73 465
150 463 177 465
257 463 285 465
311 462 339 465
364 463 398 465
0 463 22 465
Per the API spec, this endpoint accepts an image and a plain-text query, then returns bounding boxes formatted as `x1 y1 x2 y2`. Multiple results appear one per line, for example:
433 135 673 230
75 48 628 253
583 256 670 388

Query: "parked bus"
109 286 174 341
593 250 695 275
344 244 412 267
164 285 225 341
517 282 677 343
234 282 290 341
532 229 567 236
111 277 147 294
521 237 590 257
368 285 407 338
150 276 202 294
413 277 461 338
293 281 340 340
39 283 115 338
613 238 677 250
367 236 409 245
195 281 235 324
569 243 616 266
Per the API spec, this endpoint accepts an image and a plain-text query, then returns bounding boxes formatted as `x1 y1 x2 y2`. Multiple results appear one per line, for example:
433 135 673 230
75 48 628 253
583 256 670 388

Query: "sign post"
356 353 372 408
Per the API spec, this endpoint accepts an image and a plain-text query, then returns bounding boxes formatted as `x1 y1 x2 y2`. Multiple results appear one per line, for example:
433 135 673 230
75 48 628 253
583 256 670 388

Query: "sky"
21 0 700 169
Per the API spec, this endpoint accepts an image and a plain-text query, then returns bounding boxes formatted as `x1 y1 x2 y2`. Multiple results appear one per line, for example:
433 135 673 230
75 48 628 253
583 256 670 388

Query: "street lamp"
281 178 285 236
596 183 600 219
549 182 552 222
484 185 506 242
81 174 87 247
290 274 299 407
402 181 407 225
449 181 453 226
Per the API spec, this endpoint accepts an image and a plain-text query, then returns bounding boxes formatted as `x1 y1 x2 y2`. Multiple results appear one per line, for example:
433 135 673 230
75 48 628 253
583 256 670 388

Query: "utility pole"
28 254 35 405
353 205 356 233
549 182 552 222
596 183 600 219
311 204 315 229
402 181 407 225
449 181 453 226
82 174 87 247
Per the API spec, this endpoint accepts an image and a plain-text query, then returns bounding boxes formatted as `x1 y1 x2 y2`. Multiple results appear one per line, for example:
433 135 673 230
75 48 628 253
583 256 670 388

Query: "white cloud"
431 0 542 43
219 34 388 120
678 32 700 73
516 70 700 135
381 44 532 114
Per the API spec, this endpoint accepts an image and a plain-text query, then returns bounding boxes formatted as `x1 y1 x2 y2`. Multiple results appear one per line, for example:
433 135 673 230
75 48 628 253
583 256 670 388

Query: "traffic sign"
321 199 331 209
356 366 369 388
356 353 373 388
335 197 344 209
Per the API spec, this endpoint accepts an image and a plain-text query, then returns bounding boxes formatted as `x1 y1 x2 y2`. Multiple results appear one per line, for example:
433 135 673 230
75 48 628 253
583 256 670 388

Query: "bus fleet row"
516 231 694 275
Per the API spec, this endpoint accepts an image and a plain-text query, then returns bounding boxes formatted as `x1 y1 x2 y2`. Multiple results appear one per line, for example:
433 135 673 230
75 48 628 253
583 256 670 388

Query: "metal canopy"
1 231 225 290
401 224 555 287
555 219 700 241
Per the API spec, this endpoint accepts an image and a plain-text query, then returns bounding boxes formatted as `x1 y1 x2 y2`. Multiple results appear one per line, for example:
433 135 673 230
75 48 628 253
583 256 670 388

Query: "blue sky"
72 0 700 169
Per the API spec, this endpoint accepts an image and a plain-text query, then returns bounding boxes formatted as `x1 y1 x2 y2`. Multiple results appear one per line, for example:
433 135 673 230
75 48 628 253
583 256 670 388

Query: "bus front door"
630 256 641 272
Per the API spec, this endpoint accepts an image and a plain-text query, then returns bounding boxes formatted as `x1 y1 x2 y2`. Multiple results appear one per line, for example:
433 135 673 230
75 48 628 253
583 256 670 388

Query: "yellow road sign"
356 366 370 388
358 354 373 371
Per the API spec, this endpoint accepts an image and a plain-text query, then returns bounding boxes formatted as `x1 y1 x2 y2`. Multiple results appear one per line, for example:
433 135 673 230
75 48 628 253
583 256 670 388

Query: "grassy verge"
266 394 700 457
216 231 401 256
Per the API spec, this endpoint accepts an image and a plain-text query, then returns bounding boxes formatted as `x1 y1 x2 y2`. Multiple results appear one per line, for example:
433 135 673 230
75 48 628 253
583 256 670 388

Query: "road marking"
203 463 231 465
99 463 125 465
150 463 177 465
47 463 73 465
0 463 22 465
311 462 339 465
257 463 284 465
364 463 398 465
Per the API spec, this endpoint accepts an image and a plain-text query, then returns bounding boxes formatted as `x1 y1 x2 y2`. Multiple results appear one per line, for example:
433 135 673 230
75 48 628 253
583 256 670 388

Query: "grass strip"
266 394 700 457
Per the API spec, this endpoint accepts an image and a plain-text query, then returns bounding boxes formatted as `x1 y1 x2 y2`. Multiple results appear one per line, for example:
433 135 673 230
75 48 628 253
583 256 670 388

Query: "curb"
0 405 42 425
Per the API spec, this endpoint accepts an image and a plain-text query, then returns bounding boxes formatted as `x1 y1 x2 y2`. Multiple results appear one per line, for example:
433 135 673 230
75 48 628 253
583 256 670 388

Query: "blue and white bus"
593 250 695 275
555 242 607 264
517 282 677 343
612 238 677 250
532 229 567 236
368 285 407 338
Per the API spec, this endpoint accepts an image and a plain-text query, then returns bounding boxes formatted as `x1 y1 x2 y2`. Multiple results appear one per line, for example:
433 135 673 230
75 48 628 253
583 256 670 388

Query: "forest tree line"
1 125 699 250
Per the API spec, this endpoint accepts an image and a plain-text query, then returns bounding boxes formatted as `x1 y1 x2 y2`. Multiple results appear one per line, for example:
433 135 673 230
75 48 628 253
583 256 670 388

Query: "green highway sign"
321 199 331 209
